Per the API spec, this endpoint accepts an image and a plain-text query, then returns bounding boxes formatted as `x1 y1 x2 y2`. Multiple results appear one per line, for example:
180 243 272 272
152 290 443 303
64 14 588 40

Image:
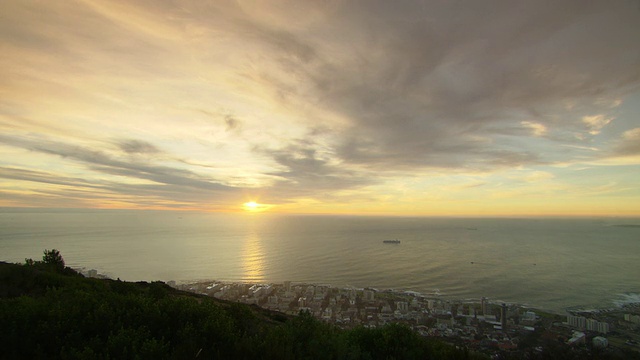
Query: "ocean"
1 209 639 313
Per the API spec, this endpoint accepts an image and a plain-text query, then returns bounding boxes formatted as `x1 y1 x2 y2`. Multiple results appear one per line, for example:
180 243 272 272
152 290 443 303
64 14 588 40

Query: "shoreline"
74 265 639 316
171 278 632 316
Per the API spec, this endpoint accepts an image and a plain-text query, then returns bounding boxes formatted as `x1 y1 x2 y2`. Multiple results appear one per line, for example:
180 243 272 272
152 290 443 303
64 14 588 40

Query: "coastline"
166 278 640 354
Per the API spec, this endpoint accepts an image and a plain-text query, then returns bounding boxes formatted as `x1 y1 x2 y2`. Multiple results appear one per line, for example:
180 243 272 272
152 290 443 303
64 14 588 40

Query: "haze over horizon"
1 0 639 216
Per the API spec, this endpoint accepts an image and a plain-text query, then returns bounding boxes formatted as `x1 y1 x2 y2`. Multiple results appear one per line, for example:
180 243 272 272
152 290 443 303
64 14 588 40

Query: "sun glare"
243 201 261 212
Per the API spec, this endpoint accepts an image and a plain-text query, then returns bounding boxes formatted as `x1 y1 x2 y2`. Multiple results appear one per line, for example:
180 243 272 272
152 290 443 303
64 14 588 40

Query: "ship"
383 239 401 244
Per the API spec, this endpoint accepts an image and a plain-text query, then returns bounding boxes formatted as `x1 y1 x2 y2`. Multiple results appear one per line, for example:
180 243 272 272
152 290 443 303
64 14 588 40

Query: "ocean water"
1 209 639 313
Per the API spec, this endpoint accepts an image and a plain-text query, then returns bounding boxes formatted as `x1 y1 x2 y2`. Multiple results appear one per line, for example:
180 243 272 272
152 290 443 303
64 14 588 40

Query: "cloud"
224 115 241 132
0 134 245 207
0 166 104 190
522 171 555 183
612 128 640 157
117 139 161 154
0 133 372 208
582 115 613 135
521 121 548 137
259 140 374 202
75 0 185 42
238 0 639 171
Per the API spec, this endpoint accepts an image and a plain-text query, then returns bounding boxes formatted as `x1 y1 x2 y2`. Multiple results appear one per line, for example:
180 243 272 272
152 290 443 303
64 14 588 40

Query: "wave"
612 293 640 307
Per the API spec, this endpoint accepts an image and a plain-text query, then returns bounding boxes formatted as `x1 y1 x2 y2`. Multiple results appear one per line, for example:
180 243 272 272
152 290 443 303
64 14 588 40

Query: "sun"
242 200 273 212
243 201 261 212
244 201 258 209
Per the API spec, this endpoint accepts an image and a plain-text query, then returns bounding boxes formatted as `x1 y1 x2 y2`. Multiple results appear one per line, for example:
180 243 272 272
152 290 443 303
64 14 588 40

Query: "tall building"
480 296 491 315
500 303 507 329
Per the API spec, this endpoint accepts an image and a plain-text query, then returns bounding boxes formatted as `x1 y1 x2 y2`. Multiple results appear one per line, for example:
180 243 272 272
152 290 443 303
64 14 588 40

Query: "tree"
42 249 65 271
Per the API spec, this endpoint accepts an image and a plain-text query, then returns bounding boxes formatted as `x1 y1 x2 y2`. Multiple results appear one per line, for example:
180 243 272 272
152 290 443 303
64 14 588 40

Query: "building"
500 303 507 330
396 301 409 313
567 315 586 330
593 336 608 348
522 311 536 322
624 314 640 324
597 321 610 334
348 288 357 300
571 315 609 334
481 297 488 315
567 331 586 346
410 297 420 309
305 285 315 297
363 290 375 302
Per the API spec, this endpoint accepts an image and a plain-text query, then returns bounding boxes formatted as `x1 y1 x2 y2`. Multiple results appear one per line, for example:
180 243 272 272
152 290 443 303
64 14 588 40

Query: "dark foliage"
0 257 484 360
24 248 72 274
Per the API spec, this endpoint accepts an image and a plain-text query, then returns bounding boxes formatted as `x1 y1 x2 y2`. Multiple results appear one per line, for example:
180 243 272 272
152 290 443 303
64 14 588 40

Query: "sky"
1 0 639 216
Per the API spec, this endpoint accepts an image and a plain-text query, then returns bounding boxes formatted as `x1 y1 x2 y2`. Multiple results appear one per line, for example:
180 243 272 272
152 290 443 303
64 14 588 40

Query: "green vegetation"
0 250 483 359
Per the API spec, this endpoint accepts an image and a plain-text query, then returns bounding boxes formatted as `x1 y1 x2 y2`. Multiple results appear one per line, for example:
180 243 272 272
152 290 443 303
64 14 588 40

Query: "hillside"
0 253 482 360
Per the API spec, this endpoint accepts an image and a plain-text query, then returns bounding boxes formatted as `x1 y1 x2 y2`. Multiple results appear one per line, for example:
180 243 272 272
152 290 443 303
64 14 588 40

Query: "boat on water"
383 239 401 244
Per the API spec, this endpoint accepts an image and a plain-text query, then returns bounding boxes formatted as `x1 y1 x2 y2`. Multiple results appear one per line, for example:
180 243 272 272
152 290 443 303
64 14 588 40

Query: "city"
163 278 640 358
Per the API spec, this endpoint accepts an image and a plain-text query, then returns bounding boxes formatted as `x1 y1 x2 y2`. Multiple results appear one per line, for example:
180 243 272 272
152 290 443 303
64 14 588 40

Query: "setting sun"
243 201 262 212
244 201 258 208
242 201 272 212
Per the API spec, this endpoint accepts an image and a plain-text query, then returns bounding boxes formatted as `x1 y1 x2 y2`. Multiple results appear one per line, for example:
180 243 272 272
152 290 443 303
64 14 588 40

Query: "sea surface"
1 209 639 313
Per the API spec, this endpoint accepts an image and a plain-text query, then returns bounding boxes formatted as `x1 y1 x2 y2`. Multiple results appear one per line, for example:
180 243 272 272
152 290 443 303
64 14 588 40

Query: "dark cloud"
258 140 374 201
117 139 161 154
247 0 639 170
0 167 98 189
224 115 241 132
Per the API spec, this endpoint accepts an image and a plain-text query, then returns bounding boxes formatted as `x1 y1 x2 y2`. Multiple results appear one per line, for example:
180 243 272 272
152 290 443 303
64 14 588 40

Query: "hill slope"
0 261 481 359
